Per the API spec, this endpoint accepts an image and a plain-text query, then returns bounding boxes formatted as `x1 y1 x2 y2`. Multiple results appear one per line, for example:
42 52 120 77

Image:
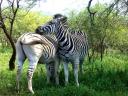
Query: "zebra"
16 32 59 94
36 14 89 74
53 14 89 73
35 16 89 86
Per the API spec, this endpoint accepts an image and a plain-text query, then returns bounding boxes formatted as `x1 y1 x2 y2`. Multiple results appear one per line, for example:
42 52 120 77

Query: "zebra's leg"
63 62 69 85
16 41 26 93
27 59 38 94
45 63 51 84
54 59 59 85
79 59 84 75
16 58 25 93
73 59 79 86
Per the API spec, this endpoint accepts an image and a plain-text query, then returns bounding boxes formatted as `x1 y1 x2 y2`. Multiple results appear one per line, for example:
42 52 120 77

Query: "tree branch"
87 0 96 15
0 0 4 28
101 0 120 16
87 0 96 25
8 0 20 36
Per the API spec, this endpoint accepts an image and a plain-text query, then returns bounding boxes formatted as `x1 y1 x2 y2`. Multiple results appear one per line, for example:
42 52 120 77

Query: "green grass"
0 48 128 96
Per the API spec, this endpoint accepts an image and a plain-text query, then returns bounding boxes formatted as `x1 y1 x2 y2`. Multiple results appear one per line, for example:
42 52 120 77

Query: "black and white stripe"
16 32 59 94
35 16 89 86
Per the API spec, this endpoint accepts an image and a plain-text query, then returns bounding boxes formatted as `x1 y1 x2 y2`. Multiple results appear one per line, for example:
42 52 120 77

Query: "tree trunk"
100 43 103 61
2 25 16 70
100 40 105 61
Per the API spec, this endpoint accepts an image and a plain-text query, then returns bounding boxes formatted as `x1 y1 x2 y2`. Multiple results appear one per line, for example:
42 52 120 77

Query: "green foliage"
68 3 128 53
13 10 51 39
0 9 51 46
0 49 128 96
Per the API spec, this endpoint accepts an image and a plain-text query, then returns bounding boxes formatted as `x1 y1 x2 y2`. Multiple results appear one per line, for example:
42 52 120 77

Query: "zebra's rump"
18 32 58 63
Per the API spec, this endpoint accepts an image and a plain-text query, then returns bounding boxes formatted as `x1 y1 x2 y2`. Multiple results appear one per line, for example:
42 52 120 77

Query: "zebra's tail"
9 51 16 70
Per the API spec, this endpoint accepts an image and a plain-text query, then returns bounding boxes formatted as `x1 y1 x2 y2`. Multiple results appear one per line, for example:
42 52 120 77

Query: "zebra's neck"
55 22 74 53
56 23 68 42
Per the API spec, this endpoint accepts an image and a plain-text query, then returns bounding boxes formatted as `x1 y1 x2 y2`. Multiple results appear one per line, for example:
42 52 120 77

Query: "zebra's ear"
59 16 67 22
53 14 63 19
53 14 67 22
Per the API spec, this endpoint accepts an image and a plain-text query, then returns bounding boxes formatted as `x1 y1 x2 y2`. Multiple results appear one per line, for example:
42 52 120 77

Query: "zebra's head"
35 15 67 35
52 16 67 26
53 14 64 19
35 20 56 35
53 14 68 25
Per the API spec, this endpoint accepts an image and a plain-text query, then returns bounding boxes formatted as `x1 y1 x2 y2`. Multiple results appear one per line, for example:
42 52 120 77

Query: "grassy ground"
0 48 128 96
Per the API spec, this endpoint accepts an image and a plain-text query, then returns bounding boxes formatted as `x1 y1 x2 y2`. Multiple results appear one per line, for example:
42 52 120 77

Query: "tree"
68 0 128 61
86 0 128 61
0 0 38 70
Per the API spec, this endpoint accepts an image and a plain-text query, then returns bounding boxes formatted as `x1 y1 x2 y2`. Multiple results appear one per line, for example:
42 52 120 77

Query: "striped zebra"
35 16 89 86
36 14 88 74
16 32 59 94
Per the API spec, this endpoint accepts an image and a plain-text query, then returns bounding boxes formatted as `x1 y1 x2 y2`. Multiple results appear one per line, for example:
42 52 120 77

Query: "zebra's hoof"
17 89 20 94
31 91 34 94
65 82 69 86
29 89 34 94
56 82 59 85
77 83 79 87
46 81 50 85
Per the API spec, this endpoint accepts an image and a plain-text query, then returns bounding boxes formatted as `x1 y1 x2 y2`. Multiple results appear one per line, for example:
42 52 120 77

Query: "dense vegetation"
0 48 128 96
68 3 128 60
